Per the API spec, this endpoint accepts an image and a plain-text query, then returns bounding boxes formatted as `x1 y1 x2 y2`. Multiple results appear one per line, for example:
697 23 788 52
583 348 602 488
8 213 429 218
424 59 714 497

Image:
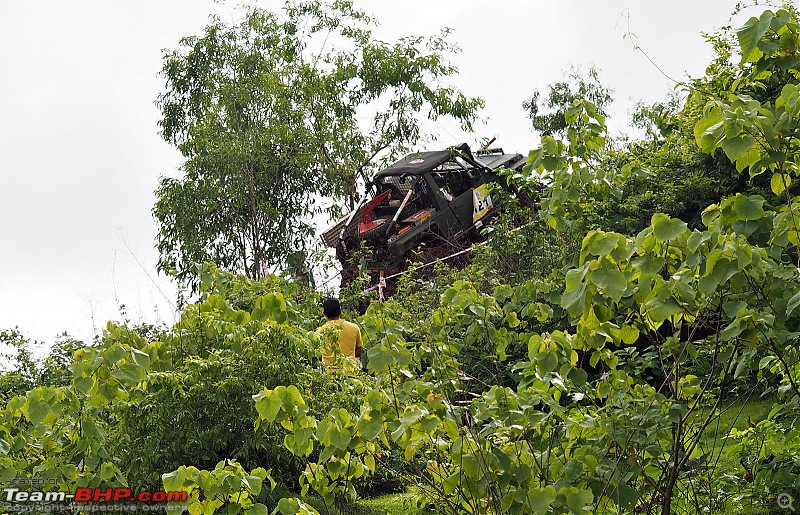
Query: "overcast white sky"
0 1 782 349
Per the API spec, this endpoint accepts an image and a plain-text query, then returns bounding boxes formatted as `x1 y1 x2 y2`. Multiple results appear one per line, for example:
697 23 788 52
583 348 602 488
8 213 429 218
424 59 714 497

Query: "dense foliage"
153 0 483 289
4 4 800 515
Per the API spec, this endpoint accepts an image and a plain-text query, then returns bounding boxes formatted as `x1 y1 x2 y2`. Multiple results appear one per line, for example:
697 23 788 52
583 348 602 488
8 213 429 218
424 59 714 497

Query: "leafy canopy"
154 0 483 288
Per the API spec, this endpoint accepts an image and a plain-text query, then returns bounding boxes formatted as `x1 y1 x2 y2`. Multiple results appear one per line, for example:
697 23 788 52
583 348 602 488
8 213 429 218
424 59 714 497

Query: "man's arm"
355 328 363 358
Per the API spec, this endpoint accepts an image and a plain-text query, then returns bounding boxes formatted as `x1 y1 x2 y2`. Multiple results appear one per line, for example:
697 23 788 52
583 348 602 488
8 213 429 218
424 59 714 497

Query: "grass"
683 391 782 514
287 487 429 515
353 488 429 515
695 391 776 472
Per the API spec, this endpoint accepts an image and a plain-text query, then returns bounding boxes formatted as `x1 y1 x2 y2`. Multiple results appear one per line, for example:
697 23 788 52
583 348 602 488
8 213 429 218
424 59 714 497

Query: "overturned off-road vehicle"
321 143 529 293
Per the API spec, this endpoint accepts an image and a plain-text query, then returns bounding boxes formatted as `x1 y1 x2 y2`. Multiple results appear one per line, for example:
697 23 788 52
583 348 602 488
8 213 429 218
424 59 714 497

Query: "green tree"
154 1 483 288
0 329 38 401
522 66 613 137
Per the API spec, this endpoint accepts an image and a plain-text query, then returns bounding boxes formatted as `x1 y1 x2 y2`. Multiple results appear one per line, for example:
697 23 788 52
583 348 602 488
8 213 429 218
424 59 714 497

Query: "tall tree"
523 65 613 137
154 1 483 288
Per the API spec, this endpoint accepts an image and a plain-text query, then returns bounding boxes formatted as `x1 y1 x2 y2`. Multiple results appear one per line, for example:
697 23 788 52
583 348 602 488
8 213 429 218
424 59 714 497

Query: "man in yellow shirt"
317 297 363 372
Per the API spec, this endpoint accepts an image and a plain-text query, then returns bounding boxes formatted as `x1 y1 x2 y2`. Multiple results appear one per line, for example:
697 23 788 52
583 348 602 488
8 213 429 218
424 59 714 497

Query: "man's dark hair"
323 297 341 319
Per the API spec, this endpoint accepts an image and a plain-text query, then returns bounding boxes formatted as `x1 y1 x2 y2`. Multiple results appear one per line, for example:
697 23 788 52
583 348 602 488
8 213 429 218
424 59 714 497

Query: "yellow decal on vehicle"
472 184 493 222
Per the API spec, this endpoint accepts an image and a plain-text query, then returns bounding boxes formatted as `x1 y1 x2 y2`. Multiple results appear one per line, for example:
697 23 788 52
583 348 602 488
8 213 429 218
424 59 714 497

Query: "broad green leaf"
722 134 756 161
253 390 281 424
614 484 639 508
0 463 15 481
111 363 145 383
535 351 558 374
24 396 50 425
565 487 594 513
735 146 761 173
527 485 557 514
759 355 776 370
787 291 800 316
652 214 687 241
82 417 99 439
505 311 520 328
694 110 724 153
772 173 791 195
620 325 639 345
733 194 765 220
356 413 383 441
645 297 682 323
561 284 586 314
734 358 750 379
582 230 618 258
130 347 151 369
274 498 319 515
242 475 263 495
737 11 774 62
162 468 186 492
364 454 376 473
329 428 352 451
590 267 627 303
632 254 665 274
687 230 708 253
569 367 588 387
74 376 94 394
366 346 394 372
460 454 481 479
248 504 268 515
105 343 127 365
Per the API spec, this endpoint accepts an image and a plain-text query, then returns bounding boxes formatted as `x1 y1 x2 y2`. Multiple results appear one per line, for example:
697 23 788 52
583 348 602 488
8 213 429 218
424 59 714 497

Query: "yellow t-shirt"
316 319 363 369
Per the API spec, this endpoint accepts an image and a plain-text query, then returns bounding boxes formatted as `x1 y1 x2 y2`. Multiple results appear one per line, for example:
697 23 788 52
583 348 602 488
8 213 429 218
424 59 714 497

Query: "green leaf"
590 267 627 303
614 484 638 508
131 347 151 370
735 146 761 173
632 254 665 274
722 135 756 161
694 110 724 153
652 214 687 241
248 504 268 515
505 311 520 328
566 488 594 513
562 460 583 481
734 358 750 379
787 291 800 316
645 298 682 323
111 363 145 384
620 325 639 345
162 468 186 492
273 498 319 515
535 351 558 374
366 346 394 372
356 412 384 441
771 173 791 195
733 194 765 220
569 367 588 387
460 454 481 480
242 475 263 496
737 10 774 62
24 396 50 425
527 485 557 514
582 230 618 258
329 428 352 451
74 376 94 394
253 390 281 424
